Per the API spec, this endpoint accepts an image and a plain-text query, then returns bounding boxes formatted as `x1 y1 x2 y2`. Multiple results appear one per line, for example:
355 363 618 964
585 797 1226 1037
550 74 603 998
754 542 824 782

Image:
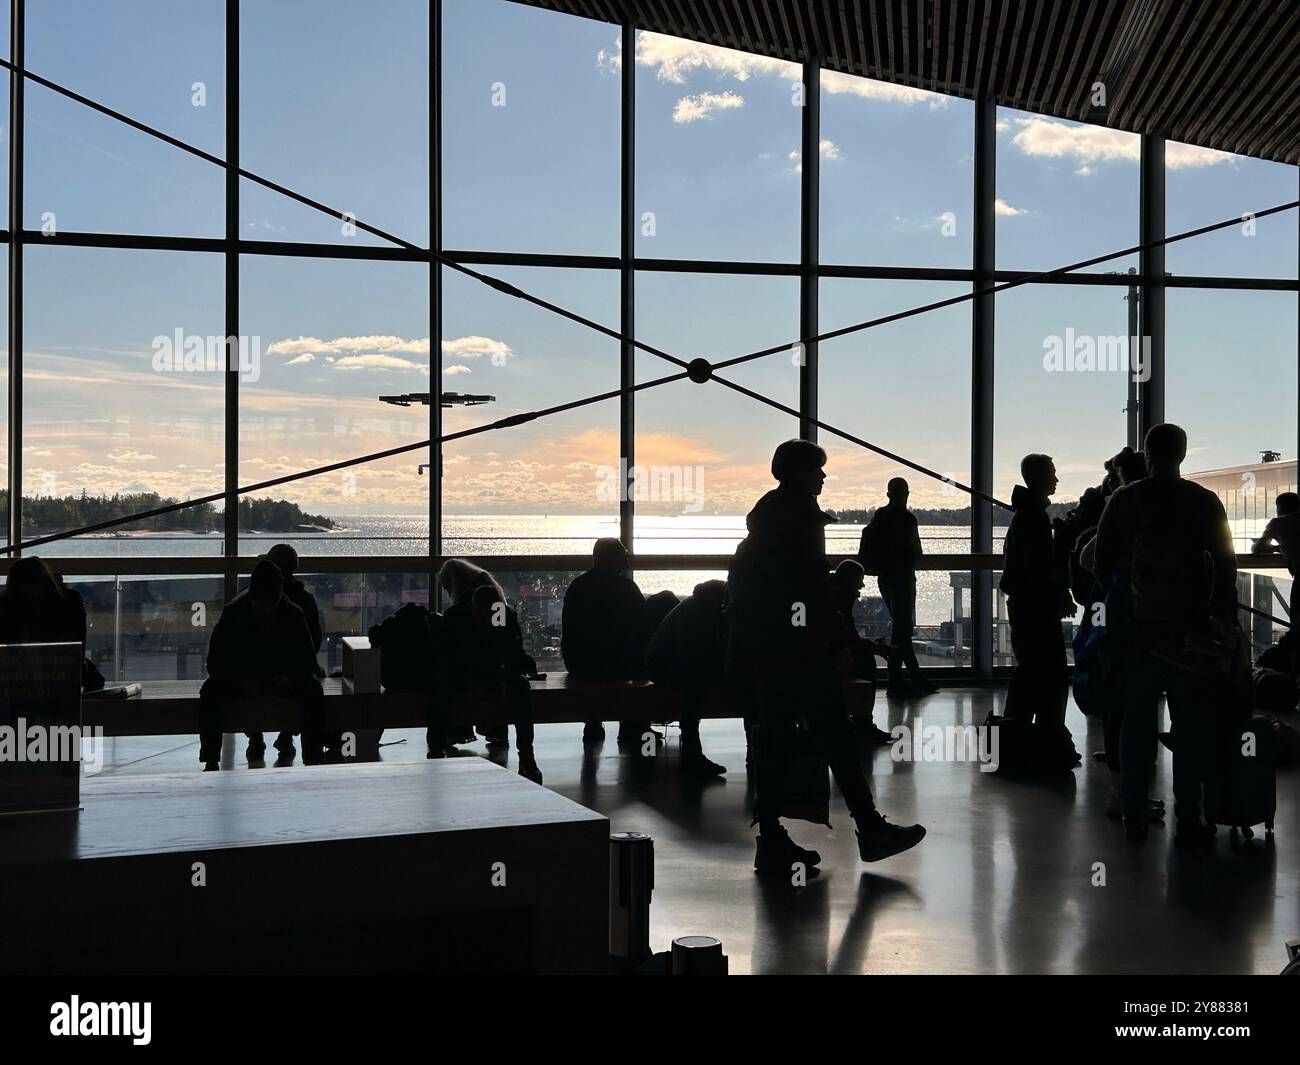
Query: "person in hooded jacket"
727 439 925 875
999 453 1079 766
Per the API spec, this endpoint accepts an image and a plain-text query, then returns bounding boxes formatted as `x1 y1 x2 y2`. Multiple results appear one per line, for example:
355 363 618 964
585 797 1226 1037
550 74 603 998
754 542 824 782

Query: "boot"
754 824 821 874
517 750 543 785
855 813 926 862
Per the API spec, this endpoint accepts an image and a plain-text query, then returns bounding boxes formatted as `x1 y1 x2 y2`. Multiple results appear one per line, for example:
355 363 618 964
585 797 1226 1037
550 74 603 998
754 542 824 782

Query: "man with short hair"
198 559 324 770
1000 454 1076 757
859 477 937 696
1095 423 1238 846
1252 491 1300 621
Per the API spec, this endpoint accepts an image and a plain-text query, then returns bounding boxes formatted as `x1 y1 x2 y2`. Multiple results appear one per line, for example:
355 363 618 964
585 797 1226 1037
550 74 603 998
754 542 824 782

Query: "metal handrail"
2 552 1289 577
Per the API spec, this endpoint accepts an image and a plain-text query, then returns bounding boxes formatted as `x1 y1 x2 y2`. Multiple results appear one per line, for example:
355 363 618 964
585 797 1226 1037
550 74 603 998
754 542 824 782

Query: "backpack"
368 603 439 693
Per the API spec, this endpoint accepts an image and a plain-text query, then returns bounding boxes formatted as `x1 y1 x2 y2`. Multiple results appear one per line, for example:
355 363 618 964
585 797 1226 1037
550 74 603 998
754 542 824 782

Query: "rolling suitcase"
1207 714 1276 841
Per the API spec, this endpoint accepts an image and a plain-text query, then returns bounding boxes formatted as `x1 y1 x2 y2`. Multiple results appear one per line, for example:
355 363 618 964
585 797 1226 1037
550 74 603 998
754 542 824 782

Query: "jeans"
878 572 922 684
1119 650 1215 821
754 670 875 831
199 675 325 765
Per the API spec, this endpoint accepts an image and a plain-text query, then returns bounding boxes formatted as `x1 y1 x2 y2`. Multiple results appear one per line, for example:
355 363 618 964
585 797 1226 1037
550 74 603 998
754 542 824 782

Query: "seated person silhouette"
645 579 729 777
198 559 324 771
369 601 446 757
0 556 99 691
245 543 325 759
440 562 542 785
562 537 659 747
827 559 892 744
1252 491 1300 622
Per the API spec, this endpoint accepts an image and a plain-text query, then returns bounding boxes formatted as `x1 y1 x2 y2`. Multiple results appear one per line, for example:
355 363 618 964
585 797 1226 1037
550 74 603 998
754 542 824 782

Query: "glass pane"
819 279 971 552
441 266 620 553
25 0 224 237
241 0 428 248
635 31 800 263
633 272 799 551
442 0 619 256
1166 145 1298 278
23 247 226 552
993 283 1133 505
239 256 429 556
820 72 972 268
996 107 1139 273
1168 288 1298 550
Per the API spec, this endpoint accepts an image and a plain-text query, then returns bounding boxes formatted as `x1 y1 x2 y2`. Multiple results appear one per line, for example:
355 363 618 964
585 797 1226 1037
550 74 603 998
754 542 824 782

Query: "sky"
0 0 1295 531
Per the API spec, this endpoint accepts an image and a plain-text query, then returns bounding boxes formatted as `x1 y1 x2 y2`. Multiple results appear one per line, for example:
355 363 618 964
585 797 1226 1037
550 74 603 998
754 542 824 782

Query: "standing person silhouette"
1095 423 1238 845
728 440 925 875
1000 454 1078 766
859 478 938 696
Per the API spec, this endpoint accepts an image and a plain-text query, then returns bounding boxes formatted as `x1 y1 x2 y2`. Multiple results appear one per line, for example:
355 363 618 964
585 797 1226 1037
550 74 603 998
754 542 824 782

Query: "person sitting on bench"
645 579 729 777
198 559 324 771
828 559 892 745
245 543 326 760
562 538 660 747
440 561 542 785
0 556 103 692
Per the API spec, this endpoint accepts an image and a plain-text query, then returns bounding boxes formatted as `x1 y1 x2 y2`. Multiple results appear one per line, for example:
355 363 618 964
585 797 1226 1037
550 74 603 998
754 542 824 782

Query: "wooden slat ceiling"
508 0 1299 165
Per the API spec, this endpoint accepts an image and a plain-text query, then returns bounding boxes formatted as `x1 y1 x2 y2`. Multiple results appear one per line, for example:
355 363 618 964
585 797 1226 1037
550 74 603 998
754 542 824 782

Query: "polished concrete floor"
87 688 1299 975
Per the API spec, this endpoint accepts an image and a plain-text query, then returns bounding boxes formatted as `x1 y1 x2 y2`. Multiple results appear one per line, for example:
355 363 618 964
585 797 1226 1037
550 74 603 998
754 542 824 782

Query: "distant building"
1186 458 1296 548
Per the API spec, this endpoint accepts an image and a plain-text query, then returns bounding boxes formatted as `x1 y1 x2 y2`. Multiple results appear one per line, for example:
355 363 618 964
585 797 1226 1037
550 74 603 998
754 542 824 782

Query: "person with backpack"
999 453 1079 770
858 478 937 696
727 440 925 875
1094 423 1239 846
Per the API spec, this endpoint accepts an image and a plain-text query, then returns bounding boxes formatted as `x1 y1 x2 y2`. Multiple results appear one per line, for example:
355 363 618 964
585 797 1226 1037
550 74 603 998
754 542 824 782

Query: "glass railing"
14 553 1292 683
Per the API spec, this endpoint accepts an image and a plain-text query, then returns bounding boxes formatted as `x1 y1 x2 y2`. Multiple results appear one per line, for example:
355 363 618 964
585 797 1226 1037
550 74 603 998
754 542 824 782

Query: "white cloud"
819 138 841 160
673 90 744 124
268 335 431 358
443 364 472 376
442 335 513 360
995 198 1026 217
332 354 423 372
1009 117 1233 171
286 353 315 366
820 69 949 109
634 32 800 83
1166 140 1235 170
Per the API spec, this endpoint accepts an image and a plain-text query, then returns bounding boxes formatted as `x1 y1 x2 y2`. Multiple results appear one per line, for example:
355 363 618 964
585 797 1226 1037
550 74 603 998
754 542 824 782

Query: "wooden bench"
81 675 877 737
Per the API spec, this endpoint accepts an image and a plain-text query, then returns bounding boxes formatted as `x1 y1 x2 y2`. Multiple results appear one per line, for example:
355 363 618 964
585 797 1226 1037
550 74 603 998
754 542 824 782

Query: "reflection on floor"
87 687 1299 975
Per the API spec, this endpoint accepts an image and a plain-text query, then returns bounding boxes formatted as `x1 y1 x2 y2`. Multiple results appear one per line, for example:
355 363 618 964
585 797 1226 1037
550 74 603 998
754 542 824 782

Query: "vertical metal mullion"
223 0 239 601
1139 134 1165 437
7 0 24 553
798 57 819 441
971 95 996 678
430 0 442 564
619 19 634 550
